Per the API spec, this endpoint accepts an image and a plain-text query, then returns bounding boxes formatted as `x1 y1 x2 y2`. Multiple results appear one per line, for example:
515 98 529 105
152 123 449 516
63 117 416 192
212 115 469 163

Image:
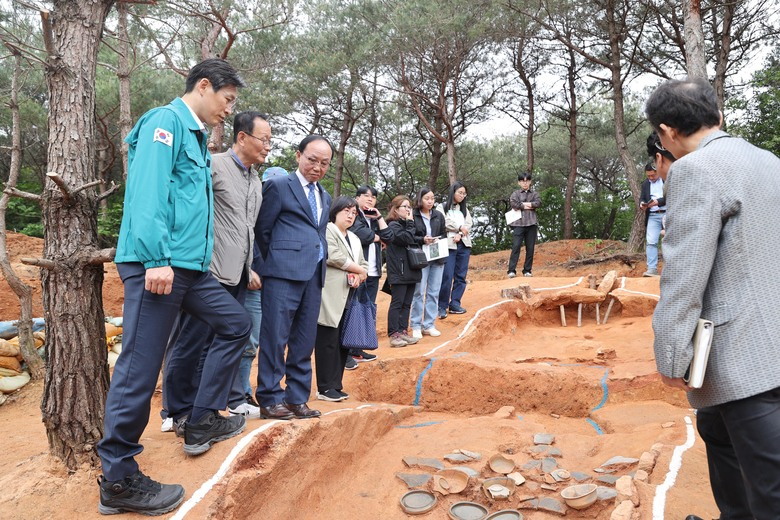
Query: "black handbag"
406 246 429 269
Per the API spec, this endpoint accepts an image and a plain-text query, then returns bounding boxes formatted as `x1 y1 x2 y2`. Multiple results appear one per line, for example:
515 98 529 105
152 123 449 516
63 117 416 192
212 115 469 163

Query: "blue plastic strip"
585 418 604 435
414 358 436 406
395 421 445 429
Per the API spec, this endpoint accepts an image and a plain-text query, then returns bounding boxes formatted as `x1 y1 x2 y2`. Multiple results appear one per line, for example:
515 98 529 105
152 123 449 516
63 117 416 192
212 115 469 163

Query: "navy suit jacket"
255 173 331 284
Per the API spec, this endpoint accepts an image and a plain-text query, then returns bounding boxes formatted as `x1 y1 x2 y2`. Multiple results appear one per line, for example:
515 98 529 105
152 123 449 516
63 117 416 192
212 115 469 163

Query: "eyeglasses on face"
302 153 331 169
399 204 411 209
244 133 272 148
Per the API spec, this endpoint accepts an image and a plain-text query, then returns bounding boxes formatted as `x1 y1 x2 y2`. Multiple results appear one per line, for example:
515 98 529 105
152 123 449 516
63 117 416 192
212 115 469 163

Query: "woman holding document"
409 188 447 339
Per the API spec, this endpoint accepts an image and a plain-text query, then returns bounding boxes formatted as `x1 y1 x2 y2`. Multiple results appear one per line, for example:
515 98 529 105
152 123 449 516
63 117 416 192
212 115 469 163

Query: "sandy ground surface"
0 233 719 519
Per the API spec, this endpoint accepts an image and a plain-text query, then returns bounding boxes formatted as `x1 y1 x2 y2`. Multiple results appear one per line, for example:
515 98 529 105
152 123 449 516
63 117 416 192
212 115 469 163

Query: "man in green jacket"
96 59 251 516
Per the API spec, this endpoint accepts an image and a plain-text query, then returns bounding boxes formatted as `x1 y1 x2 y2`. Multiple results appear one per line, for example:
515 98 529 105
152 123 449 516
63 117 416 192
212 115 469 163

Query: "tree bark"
605 0 643 251
334 71 359 198
683 0 708 79
0 49 45 380
712 0 736 110
40 0 114 470
117 1 132 180
563 47 578 240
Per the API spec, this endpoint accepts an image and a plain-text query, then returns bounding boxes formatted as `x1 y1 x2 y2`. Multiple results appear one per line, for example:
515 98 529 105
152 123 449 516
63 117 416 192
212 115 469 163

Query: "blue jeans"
238 288 262 396
645 212 664 271
411 263 444 330
439 242 471 311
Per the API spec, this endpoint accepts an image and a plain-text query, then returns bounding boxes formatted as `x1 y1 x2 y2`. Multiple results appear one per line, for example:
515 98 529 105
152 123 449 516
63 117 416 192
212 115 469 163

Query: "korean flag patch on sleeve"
153 128 174 147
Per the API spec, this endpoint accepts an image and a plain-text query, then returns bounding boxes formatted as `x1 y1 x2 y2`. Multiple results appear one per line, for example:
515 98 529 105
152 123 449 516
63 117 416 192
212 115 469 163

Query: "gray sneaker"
389 332 407 347
98 470 184 516
183 411 245 456
643 269 659 277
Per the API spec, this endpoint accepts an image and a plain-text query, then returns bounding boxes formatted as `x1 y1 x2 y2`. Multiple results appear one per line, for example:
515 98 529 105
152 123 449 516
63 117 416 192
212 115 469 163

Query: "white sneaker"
161 417 174 433
228 402 262 419
411 329 423 339
423 327 441 337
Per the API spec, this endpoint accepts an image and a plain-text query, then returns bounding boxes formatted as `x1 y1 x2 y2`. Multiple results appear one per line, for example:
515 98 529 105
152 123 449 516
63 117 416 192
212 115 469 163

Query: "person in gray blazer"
647 78 780 520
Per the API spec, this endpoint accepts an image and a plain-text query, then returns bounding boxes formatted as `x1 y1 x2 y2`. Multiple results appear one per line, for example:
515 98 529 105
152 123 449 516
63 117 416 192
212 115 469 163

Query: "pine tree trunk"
40 0 114 471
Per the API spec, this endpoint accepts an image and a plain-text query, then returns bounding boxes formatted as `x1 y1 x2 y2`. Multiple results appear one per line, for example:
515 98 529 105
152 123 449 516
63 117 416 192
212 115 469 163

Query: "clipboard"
683 319 714 389
504 209 523 226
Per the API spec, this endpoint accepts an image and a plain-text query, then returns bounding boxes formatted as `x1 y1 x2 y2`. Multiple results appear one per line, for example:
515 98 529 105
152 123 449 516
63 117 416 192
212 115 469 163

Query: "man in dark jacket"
507 173 542 278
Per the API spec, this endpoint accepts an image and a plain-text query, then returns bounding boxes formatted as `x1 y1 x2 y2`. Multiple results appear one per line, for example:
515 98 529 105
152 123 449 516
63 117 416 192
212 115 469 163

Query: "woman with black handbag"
314 196 368 402
384 196 423 347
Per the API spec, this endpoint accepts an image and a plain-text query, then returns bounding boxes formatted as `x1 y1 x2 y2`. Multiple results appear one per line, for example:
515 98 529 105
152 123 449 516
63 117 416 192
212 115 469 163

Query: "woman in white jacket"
437 182 473 318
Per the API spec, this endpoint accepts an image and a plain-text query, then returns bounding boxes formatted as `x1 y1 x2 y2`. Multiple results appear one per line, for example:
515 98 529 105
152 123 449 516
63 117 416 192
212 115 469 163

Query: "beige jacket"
438 203 473 249
317 223 368 328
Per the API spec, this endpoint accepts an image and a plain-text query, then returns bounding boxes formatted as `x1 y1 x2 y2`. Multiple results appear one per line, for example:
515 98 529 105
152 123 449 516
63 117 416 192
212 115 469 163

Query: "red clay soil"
0 233 720 520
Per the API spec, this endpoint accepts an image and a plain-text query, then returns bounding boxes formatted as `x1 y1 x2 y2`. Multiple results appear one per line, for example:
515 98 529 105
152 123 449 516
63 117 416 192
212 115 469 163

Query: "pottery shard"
444 454 472 463
610 500 638 520
402 457 445 471
395 472 431 488
493 406 516 419
596 486 618 501
600 456 639 469
597 271 619 294
517 498 539 509
541 457 558 473
538 497 567 516
638 451 656 473
615 475 639 506
662 421 675 428
534 433 555 445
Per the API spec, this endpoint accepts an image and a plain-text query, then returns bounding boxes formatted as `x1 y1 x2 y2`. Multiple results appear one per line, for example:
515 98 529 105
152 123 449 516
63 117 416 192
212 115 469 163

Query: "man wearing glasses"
254 135 333 420
97 59 251 516
163 112 271 436
639 160 666 277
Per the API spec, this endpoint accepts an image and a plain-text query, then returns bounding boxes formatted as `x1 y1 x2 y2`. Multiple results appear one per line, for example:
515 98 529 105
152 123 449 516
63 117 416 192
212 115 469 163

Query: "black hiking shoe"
183 411 245 456
98 470 184 516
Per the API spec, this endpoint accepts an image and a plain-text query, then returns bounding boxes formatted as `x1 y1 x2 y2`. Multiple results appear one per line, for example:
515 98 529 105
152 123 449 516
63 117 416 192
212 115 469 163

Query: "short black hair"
518 172 532 182
184 58 246 94
645 161 656 172
298 135 334 158
645 78 720 137
329 195 357 223
232 111 268 144
356 185 378 197
646 131 676 161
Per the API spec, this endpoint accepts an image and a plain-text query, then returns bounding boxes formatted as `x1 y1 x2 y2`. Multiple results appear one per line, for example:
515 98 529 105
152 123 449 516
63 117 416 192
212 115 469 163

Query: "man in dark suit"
647 78 780 520
254 135 333 419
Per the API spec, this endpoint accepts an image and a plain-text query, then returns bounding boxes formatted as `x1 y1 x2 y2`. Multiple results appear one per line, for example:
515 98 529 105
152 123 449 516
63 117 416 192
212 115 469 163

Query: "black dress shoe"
245 393 260 407
285 402 321 419
684 516 704 520
260 403 295 420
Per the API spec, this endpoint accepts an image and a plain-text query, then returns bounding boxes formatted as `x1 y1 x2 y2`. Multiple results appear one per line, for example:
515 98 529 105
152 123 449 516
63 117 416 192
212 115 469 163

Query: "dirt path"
0 235 719 519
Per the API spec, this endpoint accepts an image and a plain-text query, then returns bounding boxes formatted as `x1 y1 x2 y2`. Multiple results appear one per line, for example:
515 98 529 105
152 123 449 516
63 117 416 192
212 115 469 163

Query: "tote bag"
340 288 379 350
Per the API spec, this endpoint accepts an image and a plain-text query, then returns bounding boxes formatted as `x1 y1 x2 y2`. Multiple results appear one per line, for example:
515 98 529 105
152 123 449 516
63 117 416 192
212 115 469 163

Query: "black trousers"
697 386 780 519
314 323 349 392
387 282 415 335
508 225 537 274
